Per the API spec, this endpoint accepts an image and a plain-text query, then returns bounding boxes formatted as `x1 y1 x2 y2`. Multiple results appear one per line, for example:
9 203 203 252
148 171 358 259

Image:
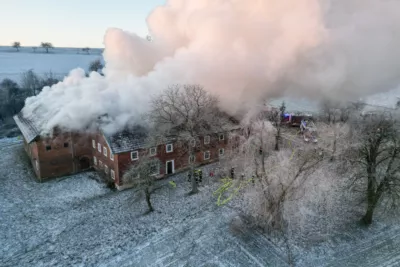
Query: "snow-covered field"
1 147 400 266
0 46 103 82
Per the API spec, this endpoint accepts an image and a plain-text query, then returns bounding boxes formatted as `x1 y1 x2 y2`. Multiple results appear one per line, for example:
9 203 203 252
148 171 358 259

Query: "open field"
0 46 102 82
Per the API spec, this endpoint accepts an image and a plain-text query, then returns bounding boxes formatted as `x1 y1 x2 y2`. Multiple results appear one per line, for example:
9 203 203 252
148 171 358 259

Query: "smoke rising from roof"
22 0 400 135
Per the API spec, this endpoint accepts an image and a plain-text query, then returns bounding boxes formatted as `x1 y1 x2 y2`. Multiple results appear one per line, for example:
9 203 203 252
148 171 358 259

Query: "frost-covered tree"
20 70 41 96
40 71 60 88
88 59 103 73
0 78 24 116
241 112 276 177
12 42 21 52
266 101 285 151
40 42 54 53
123 156 161 213
253 148 323 230
149 84 234 194
345 112 400 224
82 47 90 54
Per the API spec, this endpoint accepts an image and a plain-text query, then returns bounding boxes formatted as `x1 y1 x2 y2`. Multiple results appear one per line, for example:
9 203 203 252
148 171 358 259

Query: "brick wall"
36 133 74 180
91 133 117 183
26 132 93 181
24 138 41 179
114 132 234 187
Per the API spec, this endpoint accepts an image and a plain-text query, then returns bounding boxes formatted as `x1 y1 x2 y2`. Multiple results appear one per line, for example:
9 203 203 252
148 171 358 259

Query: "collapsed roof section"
13 112 40 143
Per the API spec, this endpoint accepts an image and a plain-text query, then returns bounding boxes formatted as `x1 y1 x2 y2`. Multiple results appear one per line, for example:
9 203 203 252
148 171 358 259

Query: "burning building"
13 112 93 181
14 112 240 189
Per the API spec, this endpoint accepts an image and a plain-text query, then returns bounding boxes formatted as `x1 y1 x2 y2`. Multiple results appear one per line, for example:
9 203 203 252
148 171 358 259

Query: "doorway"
79 156 91 170
166 160 175 175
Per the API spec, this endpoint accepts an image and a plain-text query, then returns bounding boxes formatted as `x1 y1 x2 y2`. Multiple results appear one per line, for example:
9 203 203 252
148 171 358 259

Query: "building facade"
14 113 92 181
14 112 240 189
92 127 237 190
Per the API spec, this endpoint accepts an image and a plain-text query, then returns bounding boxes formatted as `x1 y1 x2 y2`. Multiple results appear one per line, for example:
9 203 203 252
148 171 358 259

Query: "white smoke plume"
22 0 400 135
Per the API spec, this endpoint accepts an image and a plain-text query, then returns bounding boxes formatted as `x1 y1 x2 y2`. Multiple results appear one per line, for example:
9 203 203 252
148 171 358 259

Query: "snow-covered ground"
0 46 103 82
0 142 399 267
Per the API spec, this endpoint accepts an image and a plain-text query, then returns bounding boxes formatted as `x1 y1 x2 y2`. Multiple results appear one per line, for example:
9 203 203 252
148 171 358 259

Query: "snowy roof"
13 112 40 143
102 126 149 154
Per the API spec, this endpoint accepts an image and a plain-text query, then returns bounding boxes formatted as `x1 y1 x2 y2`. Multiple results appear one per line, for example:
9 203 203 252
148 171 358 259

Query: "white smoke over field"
22 0 400 135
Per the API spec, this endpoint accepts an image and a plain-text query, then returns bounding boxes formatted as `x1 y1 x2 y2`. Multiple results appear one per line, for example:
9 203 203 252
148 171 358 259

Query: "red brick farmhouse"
14 112 241 190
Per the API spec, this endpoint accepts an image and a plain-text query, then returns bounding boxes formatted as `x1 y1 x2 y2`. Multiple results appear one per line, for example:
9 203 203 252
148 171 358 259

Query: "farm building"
14 112 240 189
13 112 92 181
92 125 240 190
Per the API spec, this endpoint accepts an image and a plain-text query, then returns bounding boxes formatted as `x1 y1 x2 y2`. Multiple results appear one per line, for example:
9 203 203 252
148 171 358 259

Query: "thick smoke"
22 0 400 135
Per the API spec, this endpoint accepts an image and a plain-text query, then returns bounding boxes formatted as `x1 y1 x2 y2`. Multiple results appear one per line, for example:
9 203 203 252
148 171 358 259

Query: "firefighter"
198 169 203 183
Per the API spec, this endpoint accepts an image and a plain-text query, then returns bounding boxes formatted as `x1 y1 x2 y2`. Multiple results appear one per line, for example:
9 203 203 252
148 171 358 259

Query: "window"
219 148 225 157
204 151 210 160
111 170 115 180
131 151 139 161
166 144 173 153
92 139 96 149
190 139 196 147
150 163 159 175
64 142 69 148
149 147 157 156
105 165 109 174
219 134 225 141
93 156 97 166
99 160 103 168
103 146 107 157
189 155 195 164
45 145 51 151
204 135 210 145
97 143 101 153
110 153 114 161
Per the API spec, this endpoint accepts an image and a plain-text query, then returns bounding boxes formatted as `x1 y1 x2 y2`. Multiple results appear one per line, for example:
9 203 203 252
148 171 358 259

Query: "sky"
0 0 166 48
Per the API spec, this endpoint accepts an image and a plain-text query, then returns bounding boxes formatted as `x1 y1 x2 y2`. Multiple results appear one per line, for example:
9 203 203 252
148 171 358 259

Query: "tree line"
120 85 400 255
11 41 98 54
0 60 103 124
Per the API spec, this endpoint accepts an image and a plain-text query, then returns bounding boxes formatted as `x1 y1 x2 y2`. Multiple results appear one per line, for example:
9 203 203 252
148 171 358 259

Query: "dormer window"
149 147 157 156
190 139 196 147
131 151 139 161
166 144 173 153
204 135 210 145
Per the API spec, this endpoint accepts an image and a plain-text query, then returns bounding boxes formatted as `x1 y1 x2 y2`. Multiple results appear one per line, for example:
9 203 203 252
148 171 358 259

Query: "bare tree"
260 148 323 230
0 78 24 116
345 112 400 224
12 42 21 52
40 71 60 88
20 70 42 96
82 47 90 54
149 84 234 194
40 42 54 53
123 155 161 213
88 59 103 73
267 101 286 151
241 112 276 177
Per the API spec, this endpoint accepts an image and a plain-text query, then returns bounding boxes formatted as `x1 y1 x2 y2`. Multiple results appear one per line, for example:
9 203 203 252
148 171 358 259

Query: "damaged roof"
102 125 149 154
13 112 40 143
